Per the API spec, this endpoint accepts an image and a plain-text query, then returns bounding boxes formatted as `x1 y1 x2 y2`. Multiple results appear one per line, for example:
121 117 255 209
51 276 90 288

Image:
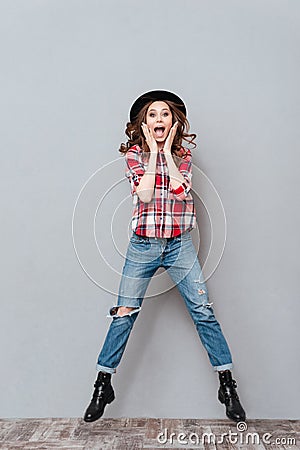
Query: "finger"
141 123 149 138
172 122 179 136
142 122 150 134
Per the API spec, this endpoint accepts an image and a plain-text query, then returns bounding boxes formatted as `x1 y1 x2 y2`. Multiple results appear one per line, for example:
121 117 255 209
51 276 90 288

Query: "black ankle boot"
83 371 115 422
218 370 246 422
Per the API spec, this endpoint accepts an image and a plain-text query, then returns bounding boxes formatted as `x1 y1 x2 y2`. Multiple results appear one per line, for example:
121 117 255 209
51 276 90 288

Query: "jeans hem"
96 364 116 374
213 363 233 372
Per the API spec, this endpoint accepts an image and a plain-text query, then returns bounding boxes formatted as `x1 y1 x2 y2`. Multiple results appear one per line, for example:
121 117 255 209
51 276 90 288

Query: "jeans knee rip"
201 301 214 309
193 279 211 306
107 306 141 318
198 289 206 295
193 280 213 308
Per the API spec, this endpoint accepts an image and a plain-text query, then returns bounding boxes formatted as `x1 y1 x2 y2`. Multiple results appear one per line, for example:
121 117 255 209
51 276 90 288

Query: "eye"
149 113 155 117
163 112 169 117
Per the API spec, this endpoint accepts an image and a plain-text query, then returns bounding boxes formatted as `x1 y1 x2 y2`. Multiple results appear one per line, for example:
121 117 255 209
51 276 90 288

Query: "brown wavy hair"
119 100 196 162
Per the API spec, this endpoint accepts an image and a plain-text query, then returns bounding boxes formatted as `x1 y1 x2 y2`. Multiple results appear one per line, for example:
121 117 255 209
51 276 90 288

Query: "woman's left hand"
163 122 179 154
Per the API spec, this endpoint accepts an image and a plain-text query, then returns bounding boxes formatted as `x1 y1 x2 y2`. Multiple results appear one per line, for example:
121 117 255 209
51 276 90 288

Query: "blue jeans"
97 230 232 374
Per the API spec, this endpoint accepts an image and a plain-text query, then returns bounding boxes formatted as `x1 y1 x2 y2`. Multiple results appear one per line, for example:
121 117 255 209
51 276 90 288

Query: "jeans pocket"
130 234 150 245
174 230 191 242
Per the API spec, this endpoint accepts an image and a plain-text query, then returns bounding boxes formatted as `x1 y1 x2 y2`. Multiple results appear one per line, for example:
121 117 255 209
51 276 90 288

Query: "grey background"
1 0 299 419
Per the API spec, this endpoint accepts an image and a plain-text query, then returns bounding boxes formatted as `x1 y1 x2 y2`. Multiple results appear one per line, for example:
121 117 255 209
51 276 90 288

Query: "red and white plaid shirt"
125 144 196 238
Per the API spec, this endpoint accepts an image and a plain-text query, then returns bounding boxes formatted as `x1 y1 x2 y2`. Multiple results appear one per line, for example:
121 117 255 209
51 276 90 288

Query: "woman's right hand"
141 122 158 154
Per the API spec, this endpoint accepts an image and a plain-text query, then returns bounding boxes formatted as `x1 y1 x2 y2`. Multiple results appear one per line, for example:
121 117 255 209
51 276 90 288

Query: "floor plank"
0 418 298 449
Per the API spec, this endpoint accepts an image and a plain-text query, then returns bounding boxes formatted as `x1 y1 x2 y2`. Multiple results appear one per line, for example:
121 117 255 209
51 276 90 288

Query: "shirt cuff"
172 182 186 195
172 181 190 200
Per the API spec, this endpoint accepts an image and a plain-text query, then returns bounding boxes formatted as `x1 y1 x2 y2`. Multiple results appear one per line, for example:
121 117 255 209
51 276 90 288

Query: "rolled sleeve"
125 146 145 194
171 150 193 201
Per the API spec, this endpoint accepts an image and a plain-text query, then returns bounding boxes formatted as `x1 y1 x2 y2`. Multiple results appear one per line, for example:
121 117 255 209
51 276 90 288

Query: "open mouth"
154 126 165 138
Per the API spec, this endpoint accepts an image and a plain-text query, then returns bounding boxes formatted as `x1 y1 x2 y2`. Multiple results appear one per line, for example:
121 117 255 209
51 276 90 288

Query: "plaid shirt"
125 145 196 238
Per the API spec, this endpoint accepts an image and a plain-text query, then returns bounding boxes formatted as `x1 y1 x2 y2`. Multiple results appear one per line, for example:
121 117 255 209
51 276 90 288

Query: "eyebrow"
148 108 170 113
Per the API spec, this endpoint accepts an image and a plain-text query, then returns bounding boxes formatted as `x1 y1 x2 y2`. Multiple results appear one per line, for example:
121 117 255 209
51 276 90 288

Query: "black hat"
129 90 187 122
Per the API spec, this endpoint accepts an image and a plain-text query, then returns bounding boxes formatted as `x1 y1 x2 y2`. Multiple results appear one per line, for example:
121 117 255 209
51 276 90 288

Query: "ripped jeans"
96 230 232 374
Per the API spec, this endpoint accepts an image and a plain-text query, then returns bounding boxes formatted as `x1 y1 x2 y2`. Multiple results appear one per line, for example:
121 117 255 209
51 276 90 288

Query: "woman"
83 90 246 423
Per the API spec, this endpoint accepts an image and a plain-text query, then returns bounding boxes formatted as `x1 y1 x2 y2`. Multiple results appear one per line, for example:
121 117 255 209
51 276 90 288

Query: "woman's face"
145 101 173 143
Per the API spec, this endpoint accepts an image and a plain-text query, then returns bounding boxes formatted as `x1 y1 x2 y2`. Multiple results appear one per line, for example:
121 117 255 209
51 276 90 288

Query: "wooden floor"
0 418 298 449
